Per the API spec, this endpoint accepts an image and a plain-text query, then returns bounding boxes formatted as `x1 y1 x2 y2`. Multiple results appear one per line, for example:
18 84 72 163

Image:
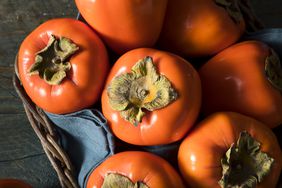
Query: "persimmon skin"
158 0 245 57
75 0 168 55
199 40 282 128
0 179 32 188
101 48 201 146
87 151 185 188
178 112 282 188
18 18 109 114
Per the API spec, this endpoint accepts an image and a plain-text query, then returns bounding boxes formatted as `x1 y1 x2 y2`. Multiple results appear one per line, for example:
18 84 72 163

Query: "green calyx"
215 0 243 24
265 48 282 92
28 34 79 85
219 131 274 188
107 56 178 126
102 173 149 188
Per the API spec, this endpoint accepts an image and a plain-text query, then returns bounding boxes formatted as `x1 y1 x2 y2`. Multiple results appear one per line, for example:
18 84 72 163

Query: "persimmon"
87 151 185 188
0 179 32 188
199 40 282 128
75 0 168 55
101 48 201 145
158 0 245 57
17 18 109 114
178 112 282 188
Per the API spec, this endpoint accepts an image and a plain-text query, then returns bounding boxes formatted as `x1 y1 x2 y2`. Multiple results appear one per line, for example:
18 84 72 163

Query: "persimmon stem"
219 131 274 188
102 173 149 188
28 34 79 85
265 48 282 92
107 56 178 126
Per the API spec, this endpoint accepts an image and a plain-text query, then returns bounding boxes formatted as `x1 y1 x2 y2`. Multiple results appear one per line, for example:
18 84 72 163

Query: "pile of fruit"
17 0 282 187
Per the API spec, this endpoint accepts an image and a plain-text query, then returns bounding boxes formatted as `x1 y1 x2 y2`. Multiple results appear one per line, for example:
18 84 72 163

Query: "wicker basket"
13 58 79 188
13 1 262 188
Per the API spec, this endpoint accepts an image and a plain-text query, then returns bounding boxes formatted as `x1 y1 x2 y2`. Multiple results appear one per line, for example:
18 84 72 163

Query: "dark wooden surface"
0 1 281 188
0 1 77 187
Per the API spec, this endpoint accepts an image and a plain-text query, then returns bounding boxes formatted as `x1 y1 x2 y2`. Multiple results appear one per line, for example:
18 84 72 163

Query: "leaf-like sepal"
28 34 79 85
102 173 148 188
219 131 274 188
265 48 282 91
107 56 178 126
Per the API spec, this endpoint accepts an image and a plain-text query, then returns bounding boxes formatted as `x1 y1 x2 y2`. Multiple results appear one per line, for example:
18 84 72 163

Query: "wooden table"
0 1 281 187
0 1 77 187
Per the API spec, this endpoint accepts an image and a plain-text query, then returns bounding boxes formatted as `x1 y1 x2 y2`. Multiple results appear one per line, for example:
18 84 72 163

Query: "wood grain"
0 0 77 187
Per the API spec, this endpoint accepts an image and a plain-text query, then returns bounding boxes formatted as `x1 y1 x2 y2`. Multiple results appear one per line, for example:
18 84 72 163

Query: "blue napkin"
141 142 180 168
45 109 115 188
45 108 182 188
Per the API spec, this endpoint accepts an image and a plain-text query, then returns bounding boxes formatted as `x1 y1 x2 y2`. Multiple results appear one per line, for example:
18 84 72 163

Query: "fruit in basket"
17 18 109 114
75 0 168 55
86 151 185 188
199 40 282 128
158 0 245 57
101 48 201 145
178 112 282 188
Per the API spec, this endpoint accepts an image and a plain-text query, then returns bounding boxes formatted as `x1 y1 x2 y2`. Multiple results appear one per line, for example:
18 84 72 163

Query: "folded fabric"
45 109 115 188
141 141 180 168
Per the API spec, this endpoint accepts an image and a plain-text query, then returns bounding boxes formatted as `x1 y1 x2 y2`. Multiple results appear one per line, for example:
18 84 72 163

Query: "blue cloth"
141 141 180 168
45 109 115 188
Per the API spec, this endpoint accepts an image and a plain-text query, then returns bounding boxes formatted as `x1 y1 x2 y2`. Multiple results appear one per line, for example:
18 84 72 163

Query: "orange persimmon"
17 18 109 114
199 40 282 128
158 0 245 57
87 151 185 188
75 0 168 55
0 179 32 188
178 112 282 188
101 48 201 145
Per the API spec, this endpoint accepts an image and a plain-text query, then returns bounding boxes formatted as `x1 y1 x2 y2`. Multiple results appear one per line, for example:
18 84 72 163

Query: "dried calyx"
215 0 243 24
219 131 274 188
102 173 149 188
107 56 178 126
265 48 282 92
28 34 79 85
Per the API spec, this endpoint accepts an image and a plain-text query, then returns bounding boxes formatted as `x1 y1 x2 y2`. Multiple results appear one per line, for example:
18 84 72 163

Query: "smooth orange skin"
18 18 109 114
199 40 282 128
101 48 201 145
178 112 282 188
158 0 245 57
75 0 168 55
87 151 185 188
0 179 32 188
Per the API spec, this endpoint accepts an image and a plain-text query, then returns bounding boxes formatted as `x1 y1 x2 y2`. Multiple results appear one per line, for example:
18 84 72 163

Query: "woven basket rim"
13 56 79 188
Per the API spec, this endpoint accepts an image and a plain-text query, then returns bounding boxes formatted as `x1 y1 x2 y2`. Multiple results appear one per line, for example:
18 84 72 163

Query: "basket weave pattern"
13 1 262 188
13 61 78 188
